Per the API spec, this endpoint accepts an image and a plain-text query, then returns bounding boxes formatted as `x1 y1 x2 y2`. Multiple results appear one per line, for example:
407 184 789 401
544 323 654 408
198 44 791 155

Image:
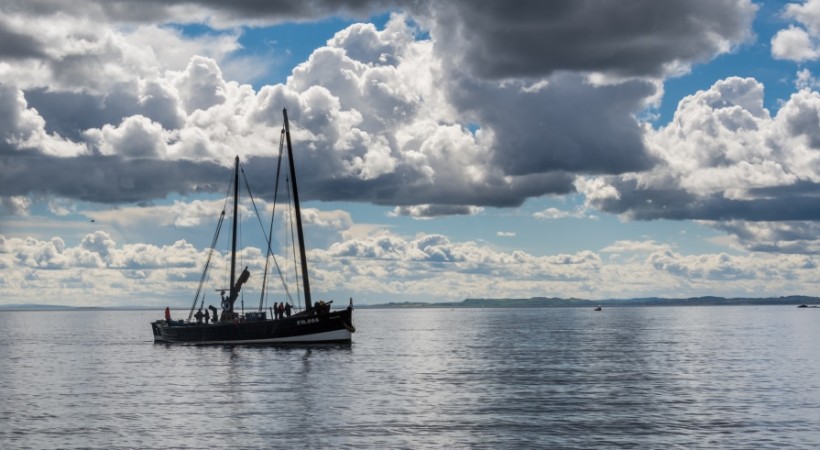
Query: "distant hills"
1 296 819 311
357 295 820 309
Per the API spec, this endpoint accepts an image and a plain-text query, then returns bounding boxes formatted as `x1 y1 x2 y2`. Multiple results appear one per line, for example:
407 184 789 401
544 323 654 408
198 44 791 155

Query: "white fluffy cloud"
533 207 590 220
578 76 820 252
772 0 820 62
3 228 817 306
772 25 819 61
0 84 87 156
0 230 256 306
0 196 32 216
784 0 820 34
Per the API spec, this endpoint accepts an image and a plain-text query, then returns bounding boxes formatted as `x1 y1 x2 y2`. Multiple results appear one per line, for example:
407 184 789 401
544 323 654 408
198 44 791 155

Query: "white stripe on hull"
154 328 352 345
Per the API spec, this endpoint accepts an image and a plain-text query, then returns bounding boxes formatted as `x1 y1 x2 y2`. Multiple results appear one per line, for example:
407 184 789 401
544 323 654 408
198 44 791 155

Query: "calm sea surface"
0 306 818 449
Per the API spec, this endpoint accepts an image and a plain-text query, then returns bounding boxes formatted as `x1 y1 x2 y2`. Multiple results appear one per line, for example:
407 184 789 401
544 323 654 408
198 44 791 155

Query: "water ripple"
0 307 819 449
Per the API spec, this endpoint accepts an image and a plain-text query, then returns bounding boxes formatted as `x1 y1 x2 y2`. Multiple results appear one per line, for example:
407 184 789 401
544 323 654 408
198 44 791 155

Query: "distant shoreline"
357 295 820 309
2 295 818 311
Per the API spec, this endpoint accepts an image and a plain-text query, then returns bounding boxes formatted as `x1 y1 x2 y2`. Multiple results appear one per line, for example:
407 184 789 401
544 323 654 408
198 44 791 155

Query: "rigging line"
188 170 234 321
200 255 215 312
239 160 296 306
260 127 287 311
237 190 248 318
188 213 225 321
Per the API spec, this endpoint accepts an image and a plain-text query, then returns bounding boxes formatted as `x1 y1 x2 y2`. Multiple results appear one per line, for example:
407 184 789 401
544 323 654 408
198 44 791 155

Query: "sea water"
0 306 819 449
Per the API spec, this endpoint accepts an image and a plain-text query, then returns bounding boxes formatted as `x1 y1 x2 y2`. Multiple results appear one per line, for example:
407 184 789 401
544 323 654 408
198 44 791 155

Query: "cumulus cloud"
772 25 819 61
783 0 820 34
796 68 820 90
86 198 257 230
0 84 87 156
169 199 226 228
0 231 238 305
86 115 168 158
0 0 764 218
288 231 820 300
601 240 672 254
1 196 32 215
574 76 820 252
772 0 820 62
7 0 817 266
174 56 229 114
313 232 608 299
533 207 589 220
4 231 195 270
2 223 820 305
47 198 75 216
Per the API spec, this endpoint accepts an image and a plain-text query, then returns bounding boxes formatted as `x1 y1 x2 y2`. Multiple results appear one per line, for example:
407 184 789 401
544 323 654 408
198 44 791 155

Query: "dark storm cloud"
419 0 756 79
24 88 140 141
448 73 657 177
0 149 227 203
0 24 45 59
711 220 820 254
241 153 576 209
306 169 576 208
390 204 479 218
16 86 183 144
170 0 393 19
46 0 395 24
0 0 756 71
588 178 820 222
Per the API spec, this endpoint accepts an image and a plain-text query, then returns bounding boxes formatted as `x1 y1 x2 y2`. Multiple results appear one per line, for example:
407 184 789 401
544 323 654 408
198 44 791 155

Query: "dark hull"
151 308 354 345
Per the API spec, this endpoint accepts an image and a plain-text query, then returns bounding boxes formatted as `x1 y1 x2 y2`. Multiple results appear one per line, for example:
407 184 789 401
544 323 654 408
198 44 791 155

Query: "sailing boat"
150 109 355 344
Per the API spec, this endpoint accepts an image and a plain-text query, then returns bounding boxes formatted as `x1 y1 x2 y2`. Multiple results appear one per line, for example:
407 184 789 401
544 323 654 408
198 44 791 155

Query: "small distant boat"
798 304 808 308
594 306 602 311
150 109 355 344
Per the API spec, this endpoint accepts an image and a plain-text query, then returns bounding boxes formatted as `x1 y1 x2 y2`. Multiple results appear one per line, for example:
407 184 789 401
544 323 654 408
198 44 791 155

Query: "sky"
2 0 820 308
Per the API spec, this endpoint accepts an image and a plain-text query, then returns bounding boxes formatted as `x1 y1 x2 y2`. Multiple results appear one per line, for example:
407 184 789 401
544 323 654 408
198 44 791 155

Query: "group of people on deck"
165 299 323 325
165 305 219 325
193 307 217 324
272 302 292 319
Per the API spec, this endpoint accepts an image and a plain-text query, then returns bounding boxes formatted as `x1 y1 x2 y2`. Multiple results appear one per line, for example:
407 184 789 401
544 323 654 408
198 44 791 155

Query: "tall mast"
283 108 312 312
229 155 240 313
